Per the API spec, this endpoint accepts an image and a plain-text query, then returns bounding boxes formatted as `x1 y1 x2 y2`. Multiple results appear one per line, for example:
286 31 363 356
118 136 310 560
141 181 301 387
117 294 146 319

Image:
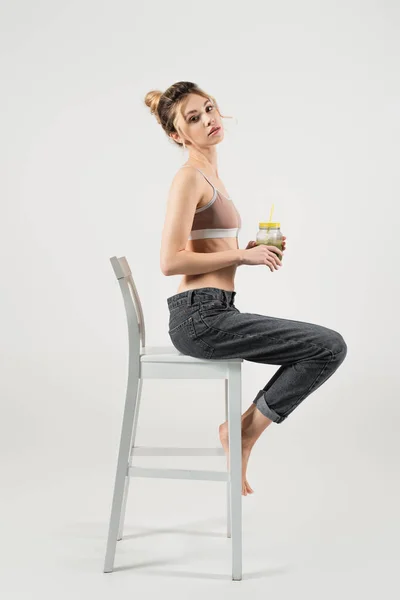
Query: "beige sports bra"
180 165 242 241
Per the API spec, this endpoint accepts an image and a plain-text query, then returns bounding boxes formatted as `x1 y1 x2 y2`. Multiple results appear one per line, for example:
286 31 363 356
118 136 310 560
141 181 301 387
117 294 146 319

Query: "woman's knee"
326 328 347 359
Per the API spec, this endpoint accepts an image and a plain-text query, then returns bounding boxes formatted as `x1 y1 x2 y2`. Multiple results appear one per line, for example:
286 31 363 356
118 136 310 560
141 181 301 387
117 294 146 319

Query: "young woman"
144 81 347 496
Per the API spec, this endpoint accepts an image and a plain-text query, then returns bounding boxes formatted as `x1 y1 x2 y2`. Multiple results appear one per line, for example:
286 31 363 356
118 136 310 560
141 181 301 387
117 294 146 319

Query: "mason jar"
256 222 283 261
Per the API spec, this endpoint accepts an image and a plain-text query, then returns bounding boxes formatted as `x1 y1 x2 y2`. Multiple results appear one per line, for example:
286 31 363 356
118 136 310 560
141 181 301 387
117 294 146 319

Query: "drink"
256 222 283 261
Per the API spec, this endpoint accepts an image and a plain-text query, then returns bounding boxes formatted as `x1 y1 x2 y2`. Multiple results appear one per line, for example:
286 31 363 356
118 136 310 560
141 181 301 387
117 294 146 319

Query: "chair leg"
104 360 140 573
225 379 231 539
227 362 242 581
117 476 130 542
117 377 144 540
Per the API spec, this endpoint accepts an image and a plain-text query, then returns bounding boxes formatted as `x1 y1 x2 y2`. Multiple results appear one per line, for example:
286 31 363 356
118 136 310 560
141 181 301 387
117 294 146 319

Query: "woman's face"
175 94 224 147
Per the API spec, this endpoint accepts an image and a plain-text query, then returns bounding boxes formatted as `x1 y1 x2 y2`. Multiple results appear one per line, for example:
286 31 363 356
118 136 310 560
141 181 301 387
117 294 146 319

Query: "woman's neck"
187 150 219 177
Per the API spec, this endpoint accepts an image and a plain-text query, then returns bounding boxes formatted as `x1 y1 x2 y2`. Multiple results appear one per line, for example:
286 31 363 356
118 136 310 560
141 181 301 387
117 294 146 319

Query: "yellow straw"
269 203 274 223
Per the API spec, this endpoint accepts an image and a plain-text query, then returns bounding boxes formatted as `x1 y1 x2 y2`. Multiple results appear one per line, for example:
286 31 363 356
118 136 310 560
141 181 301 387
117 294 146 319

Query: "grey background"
1 0 399 597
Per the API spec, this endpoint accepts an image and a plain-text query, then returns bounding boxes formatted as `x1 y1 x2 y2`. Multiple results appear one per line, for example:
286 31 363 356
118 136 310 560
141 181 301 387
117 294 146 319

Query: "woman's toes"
245 480 254 494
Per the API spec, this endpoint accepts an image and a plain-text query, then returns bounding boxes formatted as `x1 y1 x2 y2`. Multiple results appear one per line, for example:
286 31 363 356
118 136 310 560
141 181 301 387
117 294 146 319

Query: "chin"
208 130 224 144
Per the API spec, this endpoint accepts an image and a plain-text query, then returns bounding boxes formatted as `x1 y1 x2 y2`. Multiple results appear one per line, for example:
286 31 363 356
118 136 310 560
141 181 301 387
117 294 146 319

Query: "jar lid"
259 222 280 228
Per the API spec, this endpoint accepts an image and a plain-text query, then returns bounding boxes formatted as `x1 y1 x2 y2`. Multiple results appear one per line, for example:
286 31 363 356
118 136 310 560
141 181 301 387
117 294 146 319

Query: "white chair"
103 256 243 581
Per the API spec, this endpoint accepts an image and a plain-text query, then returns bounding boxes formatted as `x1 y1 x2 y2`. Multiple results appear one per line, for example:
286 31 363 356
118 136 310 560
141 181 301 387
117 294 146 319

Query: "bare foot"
219 422 254 496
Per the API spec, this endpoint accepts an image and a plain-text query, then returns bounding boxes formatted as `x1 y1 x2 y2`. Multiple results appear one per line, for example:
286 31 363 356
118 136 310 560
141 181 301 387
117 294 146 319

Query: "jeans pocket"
168 315 192 335
169 315 215 360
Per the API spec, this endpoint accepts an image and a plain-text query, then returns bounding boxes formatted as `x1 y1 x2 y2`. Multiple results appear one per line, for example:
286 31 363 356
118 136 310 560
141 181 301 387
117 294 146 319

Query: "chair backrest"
109 256 145 351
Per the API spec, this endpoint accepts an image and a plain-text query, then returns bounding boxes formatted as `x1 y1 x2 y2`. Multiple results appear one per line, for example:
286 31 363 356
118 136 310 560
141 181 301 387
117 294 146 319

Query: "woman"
144 81 347 496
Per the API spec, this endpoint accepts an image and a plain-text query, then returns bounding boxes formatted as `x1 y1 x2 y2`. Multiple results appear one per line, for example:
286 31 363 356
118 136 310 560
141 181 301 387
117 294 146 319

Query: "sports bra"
180 165 242 241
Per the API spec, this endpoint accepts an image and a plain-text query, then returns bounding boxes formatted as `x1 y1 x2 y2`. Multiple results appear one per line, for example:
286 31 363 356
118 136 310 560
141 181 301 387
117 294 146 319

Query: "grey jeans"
167 287 347 424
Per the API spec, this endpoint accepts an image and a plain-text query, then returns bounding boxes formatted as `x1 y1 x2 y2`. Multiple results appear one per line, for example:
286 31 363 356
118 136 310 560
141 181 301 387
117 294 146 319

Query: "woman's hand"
242 235 286 272
245 235 286 251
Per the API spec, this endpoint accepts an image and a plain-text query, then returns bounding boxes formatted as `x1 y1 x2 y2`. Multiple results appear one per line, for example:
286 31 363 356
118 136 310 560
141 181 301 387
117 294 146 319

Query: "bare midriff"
176 236 239 294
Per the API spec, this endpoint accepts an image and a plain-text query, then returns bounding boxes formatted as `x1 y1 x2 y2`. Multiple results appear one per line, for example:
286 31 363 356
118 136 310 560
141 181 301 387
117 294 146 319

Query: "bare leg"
219 403 272 496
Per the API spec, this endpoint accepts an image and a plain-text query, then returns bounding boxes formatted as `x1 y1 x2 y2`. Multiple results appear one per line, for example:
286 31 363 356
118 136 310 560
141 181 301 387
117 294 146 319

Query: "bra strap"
180 165 215 190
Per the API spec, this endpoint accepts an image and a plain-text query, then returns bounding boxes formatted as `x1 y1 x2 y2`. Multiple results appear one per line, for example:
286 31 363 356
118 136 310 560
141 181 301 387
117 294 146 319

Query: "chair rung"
131 446 225 457
129 466 229 482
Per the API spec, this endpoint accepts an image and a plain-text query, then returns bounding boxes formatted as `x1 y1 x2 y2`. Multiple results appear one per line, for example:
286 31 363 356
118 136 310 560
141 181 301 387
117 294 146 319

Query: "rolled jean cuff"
253 389 286 424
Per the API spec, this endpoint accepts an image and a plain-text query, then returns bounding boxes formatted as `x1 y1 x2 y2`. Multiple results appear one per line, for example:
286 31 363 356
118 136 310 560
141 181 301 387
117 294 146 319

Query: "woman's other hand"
245 235 286 251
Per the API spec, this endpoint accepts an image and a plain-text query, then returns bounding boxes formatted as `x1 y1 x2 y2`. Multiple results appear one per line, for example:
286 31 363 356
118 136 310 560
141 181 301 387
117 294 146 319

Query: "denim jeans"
167 287 347 424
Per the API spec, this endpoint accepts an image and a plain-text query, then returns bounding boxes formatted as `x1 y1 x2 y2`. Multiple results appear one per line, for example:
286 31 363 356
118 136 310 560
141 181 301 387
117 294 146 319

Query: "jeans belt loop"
187 290 194 306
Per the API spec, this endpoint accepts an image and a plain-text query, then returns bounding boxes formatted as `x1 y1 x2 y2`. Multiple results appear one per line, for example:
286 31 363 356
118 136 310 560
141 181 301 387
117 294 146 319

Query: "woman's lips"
209 127 221 136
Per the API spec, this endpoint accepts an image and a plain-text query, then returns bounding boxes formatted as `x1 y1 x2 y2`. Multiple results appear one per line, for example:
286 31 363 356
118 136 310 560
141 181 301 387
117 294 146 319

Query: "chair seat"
140 345 243 363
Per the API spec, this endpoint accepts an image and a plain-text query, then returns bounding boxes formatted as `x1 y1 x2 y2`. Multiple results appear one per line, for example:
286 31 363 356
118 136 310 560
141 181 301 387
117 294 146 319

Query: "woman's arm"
164 248 244 276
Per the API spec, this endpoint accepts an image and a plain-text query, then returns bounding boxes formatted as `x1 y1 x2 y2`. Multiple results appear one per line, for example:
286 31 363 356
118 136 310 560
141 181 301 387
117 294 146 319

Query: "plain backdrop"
1 1 399 597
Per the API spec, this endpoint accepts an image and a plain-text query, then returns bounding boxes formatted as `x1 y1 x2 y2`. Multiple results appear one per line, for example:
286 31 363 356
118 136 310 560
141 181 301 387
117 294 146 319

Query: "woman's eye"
190 105 213 122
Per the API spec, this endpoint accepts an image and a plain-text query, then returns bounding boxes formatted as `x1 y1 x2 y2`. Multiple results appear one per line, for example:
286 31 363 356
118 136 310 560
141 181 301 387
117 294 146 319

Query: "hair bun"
144 90 163 123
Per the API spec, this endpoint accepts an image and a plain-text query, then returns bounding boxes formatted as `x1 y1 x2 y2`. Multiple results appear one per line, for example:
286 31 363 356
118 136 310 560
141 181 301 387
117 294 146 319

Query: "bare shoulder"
166 165 204 209
170 164 202 190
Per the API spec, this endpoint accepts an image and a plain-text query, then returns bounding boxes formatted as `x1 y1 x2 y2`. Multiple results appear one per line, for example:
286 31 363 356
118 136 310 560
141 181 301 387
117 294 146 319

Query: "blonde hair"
144 81 233 148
